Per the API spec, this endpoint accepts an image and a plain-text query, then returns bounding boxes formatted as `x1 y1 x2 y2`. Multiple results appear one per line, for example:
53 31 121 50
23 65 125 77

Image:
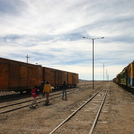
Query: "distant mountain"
79 79 112 81
79 79 90 81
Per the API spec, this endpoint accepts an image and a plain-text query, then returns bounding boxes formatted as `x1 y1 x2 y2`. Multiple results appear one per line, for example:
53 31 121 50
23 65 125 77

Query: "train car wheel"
131 89 134 94
20 90 23 94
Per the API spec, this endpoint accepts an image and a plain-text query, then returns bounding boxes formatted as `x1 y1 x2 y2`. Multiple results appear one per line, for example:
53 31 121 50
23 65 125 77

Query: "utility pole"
100 62 108 81
106 69 107 80
83 37 104 89
26 54 30 63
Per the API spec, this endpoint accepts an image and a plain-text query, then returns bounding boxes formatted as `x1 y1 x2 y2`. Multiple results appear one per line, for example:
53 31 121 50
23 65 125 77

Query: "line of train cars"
0 57 79 93
113 60 134 94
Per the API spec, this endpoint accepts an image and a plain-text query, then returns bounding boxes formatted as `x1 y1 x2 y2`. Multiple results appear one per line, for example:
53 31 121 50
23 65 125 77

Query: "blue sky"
0 0 134 80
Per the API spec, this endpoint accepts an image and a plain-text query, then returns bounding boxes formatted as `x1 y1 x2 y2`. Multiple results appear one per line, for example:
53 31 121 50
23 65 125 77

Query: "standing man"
62 81 67 100
41 80 46 95
43 81 52 105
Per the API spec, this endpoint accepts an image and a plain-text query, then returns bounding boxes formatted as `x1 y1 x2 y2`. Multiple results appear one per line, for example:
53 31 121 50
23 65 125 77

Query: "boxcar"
120 67 127 86
67 72 73 87
43 67 77 89
113 78 116 83
127 61 134 93
115 60 134 94
0 57 79 92
42 67 64 88
72 73 79 87
43 67 54 87
116 73 120 84
0 57 42 93
61 71 68 86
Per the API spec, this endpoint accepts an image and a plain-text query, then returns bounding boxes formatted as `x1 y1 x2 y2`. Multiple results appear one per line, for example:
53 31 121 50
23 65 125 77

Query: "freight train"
0 57 79 93
113 60 134 94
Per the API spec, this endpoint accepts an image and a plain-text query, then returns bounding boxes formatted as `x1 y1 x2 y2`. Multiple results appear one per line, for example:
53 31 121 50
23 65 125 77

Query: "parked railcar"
116 73 120 84
120 67 127 86
42 67 64 89
62 71 68 86
42 67 78 88
127 61 134 88
0 57 42 93
127 61 134 93
67 72 73 87
114 60 134 94
72 73 78 87
0 57 79 93
113 78 116 83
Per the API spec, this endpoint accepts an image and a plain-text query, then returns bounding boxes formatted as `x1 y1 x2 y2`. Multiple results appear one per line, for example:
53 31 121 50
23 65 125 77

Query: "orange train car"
0 57 79 93
0 57 42 93
42 67 78 88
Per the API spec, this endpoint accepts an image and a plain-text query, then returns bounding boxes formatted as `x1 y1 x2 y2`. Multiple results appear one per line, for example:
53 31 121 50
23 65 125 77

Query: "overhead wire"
62 0 88 37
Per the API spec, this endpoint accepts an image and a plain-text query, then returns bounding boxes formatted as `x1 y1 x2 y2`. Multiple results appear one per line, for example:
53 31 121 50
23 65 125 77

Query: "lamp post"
83 37 104 89
100 62 108 81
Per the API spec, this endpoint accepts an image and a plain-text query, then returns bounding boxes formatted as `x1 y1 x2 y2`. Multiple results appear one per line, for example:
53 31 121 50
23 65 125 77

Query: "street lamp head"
83 37 104 39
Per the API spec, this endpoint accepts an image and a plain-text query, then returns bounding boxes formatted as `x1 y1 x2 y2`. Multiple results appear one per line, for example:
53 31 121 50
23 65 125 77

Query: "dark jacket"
62 81 67 89
41 81 46 91
36 89 39 95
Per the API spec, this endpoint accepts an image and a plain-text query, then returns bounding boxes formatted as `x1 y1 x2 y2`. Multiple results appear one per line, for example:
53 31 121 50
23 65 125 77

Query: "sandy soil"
0 81 134 134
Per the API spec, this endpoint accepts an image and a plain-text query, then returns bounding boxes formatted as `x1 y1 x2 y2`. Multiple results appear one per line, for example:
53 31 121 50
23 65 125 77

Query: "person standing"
43 81 52 105
31 85 39 108
41 80 46 95
62 81 67 100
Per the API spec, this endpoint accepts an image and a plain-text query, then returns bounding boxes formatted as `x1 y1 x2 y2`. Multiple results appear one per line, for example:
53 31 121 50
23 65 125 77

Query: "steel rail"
0 88 80 114
0 89 74 109
0 93 20 98
49 87 103 134
89 85 109 134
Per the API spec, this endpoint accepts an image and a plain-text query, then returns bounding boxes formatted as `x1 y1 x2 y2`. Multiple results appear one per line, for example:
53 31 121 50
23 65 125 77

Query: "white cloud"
0 0 134 80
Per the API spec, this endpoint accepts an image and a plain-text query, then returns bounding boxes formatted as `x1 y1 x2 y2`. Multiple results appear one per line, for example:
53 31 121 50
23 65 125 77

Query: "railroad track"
49 83 110 134
0 81 93 99
0 92 20 98
0 88 84 114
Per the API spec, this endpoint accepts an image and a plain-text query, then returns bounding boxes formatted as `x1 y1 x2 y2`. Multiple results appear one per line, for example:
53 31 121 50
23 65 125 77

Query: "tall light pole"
106 69 109 81
100 62 108 81
106 69 107 80
83 37 104 89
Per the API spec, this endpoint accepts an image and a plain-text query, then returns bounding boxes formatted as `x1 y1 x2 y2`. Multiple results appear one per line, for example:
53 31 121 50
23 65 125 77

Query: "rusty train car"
113 61 134 94
0 57 79 93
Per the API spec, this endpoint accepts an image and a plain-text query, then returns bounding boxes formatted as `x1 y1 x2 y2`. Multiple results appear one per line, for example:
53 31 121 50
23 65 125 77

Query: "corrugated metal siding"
20 65 28 87
0 61 9 91
62 71 67 84
36 65 43 86
127 62 134 88
0 58 43 91
0 57 79 91
67 72 72 85
50 69 55 86
43 67 52 85
10 64 20 88
55 71 62 87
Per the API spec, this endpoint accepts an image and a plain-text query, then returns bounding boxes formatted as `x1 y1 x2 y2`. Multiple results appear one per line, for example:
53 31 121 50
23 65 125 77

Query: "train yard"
0 81 134 134
0 88 81 114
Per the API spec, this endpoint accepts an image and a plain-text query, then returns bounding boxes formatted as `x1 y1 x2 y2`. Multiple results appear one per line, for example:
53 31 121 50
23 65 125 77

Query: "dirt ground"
0 81 134 134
